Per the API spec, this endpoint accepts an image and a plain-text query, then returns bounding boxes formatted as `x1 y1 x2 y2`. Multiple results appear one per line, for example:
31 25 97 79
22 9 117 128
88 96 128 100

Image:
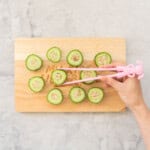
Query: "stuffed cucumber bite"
67 49 83 67
69 87 86 103
94 52 112 67
80 70 97 84
87 87 104 104
25 54 43 71
47 88 63 105
28 76 45 92
46 47 62 63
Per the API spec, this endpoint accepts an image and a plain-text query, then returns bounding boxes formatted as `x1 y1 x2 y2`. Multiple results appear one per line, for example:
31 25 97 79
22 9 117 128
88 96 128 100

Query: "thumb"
101 77 122 90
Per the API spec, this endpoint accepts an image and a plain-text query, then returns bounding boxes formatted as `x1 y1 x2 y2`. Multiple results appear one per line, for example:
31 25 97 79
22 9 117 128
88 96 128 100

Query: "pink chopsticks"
59 61 144 85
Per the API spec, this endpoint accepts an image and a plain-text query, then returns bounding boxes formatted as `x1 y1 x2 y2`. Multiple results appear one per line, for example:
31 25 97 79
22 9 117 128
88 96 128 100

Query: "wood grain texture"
15 38 126 112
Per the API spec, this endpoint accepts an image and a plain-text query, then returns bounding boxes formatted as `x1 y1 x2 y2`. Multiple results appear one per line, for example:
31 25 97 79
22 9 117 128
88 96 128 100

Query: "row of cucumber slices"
28 76 104 105
47 87 104 105
51 69 97 86
28 70 97 93
46 47 112 67
25 47 112 71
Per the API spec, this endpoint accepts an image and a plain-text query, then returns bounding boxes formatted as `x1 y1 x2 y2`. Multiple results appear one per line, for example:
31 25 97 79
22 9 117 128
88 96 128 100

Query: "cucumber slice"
46 47 61 63
67 49 83 67
28 76 45 92
88 87 104 104
47 88 63 105
51 70 67 85
25 54 43 71
94 52 112 67
69 87 86 103
80 70 97 84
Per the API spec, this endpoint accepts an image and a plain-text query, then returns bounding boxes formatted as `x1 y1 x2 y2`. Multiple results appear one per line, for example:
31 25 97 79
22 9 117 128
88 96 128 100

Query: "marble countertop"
0 0 150 149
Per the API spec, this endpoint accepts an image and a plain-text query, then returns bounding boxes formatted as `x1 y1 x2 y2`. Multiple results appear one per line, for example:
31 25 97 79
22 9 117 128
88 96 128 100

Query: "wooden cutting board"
15 38 126 112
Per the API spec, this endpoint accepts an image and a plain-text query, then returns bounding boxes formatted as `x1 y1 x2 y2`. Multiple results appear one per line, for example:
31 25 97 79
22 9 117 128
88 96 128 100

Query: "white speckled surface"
0 0 150 149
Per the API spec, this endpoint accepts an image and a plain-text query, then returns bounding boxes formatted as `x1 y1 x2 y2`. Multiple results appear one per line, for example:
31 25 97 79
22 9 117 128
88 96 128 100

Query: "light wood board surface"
15 38 126 112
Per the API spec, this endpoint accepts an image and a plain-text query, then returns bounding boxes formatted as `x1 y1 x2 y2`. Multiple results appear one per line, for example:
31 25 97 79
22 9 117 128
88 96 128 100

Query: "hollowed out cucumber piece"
25 54 43 71
51 70 67 85
47 88 63 105
88 87 104 104
28 76 45 92
80 70 97 84
69 87 86 103
67 49 83 67
94 52 112 67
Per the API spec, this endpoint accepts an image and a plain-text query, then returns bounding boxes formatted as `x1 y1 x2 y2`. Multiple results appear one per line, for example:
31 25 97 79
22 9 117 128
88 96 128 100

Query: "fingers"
100 62 126 89
101 77 122 90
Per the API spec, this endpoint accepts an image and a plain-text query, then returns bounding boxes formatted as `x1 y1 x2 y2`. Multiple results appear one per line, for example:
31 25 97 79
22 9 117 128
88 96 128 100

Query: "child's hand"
101 64 150 150
101 64 144 110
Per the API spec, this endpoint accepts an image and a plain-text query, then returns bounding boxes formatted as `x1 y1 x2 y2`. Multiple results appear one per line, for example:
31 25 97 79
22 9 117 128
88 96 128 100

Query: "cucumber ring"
94 52 112 67
51 70 67 86
25 54 43 71
46 47 62 63
80 70 97 84
69 87 86 103
28 76 45 92
67 49 83 67
88 87 104 104
47 88 63 105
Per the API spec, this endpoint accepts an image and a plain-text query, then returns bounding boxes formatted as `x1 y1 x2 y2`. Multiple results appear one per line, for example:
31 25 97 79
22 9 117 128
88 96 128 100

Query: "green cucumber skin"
94 52 112 67
87 87 104 104
69 86 86 103
47 88 63 105
25 54 43 71
28 76 45 93
46 47 62 63
80 71 97 84
51 70 67 86
67 49 84 67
